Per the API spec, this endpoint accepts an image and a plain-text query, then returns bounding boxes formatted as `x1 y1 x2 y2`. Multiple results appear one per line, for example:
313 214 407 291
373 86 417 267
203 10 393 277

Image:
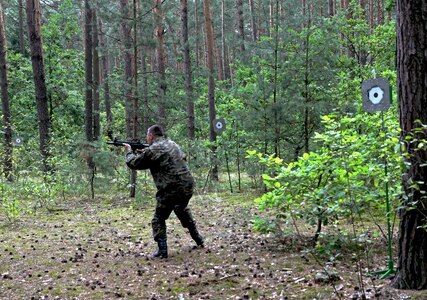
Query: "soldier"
123 125 204 258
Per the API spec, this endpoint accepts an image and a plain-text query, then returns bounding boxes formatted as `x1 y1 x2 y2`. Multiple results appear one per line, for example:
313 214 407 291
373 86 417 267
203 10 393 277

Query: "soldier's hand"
123 143 132 153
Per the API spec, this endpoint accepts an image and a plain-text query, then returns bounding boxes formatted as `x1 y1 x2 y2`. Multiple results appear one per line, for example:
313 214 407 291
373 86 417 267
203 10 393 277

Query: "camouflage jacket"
125 137 194 192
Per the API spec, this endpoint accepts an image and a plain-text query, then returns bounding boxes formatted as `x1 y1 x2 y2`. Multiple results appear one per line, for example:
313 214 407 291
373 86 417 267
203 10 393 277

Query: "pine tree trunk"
236 0 245 54
132 0 141 139
98 19 113 139
392 0 427 290
84 0 93 143
328 0 335 16
26 0 51 172
141 52 150 130
0 2 13 181
92 11 100 141
154 0 167 128
204 0 218 181
194 0 200 69
18 0 25 55
120 0 138 198
181 0 195 140
120 0 134 139
249 0 258 41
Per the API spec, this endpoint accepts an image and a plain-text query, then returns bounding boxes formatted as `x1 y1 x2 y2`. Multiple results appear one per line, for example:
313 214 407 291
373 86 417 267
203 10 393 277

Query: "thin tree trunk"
141 51 149 130
154 0 167 128
84 0 93 143
0 2 13 181
249 0 257 41
328 0 335 16
120 0 137 198
18 0 25 55
83 0 95 198
194 0 200 69
98 19 113 139
212 24 224 81
236 0 245 54
204 0 218 181
26 0 51 172
132 0 141 138
92 11 100 141
369 0 374 30
392 0 427 290
221 0 231 81
181 0 195 140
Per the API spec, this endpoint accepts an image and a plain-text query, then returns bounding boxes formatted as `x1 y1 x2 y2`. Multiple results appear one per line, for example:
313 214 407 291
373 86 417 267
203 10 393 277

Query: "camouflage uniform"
126 137 199 242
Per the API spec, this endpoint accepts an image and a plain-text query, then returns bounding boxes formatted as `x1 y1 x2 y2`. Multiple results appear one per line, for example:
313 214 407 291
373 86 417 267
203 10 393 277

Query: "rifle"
107 139 149 152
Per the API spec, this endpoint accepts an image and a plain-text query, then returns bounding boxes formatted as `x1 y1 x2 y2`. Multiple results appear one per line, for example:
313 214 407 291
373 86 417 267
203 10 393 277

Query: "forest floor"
1 191 427 300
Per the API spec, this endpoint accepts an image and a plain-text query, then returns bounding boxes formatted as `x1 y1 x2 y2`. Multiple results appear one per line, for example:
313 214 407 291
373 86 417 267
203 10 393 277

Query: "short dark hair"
148 124 164 137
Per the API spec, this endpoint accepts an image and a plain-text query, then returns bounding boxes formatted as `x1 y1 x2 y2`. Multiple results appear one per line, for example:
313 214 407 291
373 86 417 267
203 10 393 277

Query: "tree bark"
26 0 51 172
248 0 258 41
204 0 218 181
0 2 13 181
154 0 167 129
18 0 26 55
84 0 93 143
92 10 100 141
236 0 245 54
392 0 427 290
328 0 335 16
120 0 138 198
98 18 113 139
120 0 135 139
181 0 195 140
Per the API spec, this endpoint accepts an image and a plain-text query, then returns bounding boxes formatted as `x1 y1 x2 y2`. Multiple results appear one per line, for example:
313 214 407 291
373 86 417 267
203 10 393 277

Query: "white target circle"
368 87 384 104
215 121 223 129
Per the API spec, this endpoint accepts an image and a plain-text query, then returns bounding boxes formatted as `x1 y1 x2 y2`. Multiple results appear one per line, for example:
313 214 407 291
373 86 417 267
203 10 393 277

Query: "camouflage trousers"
151 185 197 242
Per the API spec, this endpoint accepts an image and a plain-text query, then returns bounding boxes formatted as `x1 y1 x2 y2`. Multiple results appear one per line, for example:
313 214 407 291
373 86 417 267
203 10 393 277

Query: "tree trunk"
221 0 231 81
236 0 245 54
92 11 100 141
98 19 113 139
248 0 257 41
120 0 138 198
120 0 134 139
18 0 26 55
154 0 167 129
26 0 51 172
0 2 13 181
84 0 93 143
194 0 200 69
204 0 218 181
328 0 335 16
141 52 150 130
181 0 195 140
392 0 427 290
132 0 141 139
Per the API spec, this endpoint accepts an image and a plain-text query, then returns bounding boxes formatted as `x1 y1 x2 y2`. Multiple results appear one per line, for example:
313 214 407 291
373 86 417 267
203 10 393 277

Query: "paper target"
213 118 226 134
14 136 23 146
362 78 391 112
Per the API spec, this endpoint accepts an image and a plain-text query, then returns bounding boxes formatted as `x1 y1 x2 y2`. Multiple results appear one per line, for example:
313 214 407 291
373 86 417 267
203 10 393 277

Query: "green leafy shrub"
250 110 402 243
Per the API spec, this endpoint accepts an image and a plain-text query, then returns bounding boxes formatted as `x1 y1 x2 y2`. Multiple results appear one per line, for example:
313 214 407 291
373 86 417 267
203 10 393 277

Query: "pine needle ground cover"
1 193 426 300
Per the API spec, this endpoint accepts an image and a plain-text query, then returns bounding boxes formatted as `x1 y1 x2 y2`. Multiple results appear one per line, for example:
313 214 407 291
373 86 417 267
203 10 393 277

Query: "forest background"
1 0 427 298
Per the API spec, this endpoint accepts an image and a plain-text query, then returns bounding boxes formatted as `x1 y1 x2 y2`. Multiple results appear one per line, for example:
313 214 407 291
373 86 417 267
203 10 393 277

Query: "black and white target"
362 78 391 112
213 118 226 134
14 136 23 146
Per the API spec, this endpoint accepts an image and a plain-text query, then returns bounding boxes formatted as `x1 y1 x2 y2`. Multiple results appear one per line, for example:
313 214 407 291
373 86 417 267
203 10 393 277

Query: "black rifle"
107 139 149 152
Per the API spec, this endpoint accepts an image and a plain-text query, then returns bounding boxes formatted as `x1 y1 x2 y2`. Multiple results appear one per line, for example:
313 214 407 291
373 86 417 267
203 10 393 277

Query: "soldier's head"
147 125 164 144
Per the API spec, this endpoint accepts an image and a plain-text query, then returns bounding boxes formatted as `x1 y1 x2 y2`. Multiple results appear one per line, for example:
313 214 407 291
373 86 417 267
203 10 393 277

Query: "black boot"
153 239 168 258
188 225 204 247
